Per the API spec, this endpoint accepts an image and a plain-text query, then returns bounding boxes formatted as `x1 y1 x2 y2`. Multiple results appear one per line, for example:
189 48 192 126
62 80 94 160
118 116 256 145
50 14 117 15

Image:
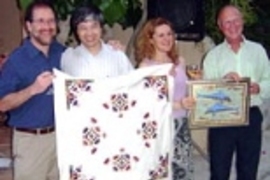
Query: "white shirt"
61 43 134 79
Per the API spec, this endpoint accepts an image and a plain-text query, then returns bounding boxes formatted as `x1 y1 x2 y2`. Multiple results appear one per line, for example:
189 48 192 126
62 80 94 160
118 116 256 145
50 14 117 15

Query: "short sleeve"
0 59 20 98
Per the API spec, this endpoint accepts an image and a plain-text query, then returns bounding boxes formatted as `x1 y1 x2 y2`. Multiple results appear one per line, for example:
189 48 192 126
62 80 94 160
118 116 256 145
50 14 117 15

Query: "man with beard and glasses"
0 1 65 180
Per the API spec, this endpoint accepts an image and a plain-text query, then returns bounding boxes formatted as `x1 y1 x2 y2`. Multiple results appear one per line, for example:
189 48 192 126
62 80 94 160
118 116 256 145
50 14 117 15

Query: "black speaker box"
147 0 205 42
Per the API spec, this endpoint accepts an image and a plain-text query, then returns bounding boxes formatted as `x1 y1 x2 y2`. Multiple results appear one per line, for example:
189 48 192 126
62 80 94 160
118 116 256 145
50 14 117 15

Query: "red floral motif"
102 93 136 118
142 121 157 138
69 165 95 180
65 79 93 109
82 118 106 154
149 154 169 179
144 76 169 100
137 112 158 148
103 148 139 171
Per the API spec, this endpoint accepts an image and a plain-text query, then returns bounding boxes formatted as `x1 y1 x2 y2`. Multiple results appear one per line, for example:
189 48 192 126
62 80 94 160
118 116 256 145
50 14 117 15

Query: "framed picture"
188 78 250 129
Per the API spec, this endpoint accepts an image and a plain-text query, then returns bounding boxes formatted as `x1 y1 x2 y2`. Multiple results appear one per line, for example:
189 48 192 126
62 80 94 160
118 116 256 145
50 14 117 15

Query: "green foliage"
205 0 270 53
205 0 258 43
17 0 270 54
17 0 33 10
245 1 270 53
204 0 224 44
17 0 142 29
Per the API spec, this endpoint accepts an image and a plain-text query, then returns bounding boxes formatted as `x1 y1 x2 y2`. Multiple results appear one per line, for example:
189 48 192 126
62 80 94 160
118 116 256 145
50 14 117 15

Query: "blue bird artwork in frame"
188 79 250 128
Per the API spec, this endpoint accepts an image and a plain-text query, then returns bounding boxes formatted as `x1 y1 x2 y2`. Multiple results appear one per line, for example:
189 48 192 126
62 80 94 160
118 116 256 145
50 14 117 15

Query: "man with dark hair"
61 4 133 78
0 1 65 180
203 5 270 180
69 4 104 43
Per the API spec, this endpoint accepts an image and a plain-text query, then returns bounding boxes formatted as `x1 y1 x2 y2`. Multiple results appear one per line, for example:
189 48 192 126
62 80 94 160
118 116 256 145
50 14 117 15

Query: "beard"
31 29 56 46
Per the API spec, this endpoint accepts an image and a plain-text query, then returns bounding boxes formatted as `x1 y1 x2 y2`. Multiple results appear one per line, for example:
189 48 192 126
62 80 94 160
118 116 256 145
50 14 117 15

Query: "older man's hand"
250 82 260 94
223 72 241 81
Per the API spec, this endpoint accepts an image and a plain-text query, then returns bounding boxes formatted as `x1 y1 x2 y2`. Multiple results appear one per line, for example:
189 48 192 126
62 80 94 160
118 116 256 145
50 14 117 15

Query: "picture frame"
188 78 250 129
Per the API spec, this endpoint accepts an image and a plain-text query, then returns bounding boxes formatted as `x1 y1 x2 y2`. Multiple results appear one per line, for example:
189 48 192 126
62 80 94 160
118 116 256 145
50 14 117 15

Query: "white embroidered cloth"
53 65 174 180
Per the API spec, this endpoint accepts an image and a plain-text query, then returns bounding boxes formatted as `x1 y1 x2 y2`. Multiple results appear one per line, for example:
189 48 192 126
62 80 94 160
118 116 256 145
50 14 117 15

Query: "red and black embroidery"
65 79 93 109
144 76 169 100
149 154 169 179
137 112 158 148
69 165 95 180
102 93 137 118
82 117 106 154
103 148 139 171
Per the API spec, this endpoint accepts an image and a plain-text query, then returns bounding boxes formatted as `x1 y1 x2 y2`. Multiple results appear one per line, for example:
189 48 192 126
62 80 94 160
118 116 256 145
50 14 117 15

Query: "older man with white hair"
203 4 270 180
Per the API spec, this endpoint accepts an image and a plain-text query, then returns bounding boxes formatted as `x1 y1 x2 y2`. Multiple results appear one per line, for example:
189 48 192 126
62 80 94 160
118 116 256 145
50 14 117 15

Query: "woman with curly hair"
135 17 195 180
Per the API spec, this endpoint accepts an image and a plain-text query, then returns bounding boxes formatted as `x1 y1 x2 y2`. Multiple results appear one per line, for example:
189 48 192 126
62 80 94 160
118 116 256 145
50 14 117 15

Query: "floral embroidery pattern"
103 148 139 171
102 93 136 118
65 79 93 109
82 117 106 154
144 76 169 100
69 165 95 180
149 154 169 179
137 112 158 148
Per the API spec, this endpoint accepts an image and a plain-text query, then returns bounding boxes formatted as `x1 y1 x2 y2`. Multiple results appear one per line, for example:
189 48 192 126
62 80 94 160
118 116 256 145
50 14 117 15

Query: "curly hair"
135 17 179 66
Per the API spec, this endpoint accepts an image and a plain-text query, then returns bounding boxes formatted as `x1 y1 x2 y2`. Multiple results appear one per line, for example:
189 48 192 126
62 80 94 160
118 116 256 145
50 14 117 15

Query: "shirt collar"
23 37 61 59
79 40 106 57
23 37 40 58
223 36 247 49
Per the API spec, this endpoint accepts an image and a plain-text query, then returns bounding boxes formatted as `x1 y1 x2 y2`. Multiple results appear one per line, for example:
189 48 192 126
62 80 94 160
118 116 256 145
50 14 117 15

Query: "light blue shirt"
203 38 270 106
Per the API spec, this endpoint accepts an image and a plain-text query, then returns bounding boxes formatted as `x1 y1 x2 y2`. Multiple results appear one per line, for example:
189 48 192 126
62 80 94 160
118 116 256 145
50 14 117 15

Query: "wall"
0 0 22 54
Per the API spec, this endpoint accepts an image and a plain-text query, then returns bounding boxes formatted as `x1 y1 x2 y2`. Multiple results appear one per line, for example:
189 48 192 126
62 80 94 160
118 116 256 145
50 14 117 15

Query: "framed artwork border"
188 78 250 129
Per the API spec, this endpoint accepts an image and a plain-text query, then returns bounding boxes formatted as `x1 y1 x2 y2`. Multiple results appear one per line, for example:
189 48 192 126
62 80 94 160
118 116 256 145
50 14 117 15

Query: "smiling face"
26 6 57 46
76 20 102 52
218 6 244 43
151 24 174 54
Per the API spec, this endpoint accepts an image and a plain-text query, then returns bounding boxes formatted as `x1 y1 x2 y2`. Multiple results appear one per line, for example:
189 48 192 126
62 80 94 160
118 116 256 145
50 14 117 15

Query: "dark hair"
24 0 57 23
70 4 104 42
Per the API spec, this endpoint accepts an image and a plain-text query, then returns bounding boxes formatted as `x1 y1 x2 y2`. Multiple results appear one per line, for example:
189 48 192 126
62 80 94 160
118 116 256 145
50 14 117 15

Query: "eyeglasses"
221 18 243 28
31 18 56 25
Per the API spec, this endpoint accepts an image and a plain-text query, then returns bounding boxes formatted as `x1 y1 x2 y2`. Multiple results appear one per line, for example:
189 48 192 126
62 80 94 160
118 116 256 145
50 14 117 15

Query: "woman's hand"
173 96 196 110
181 96 196 110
